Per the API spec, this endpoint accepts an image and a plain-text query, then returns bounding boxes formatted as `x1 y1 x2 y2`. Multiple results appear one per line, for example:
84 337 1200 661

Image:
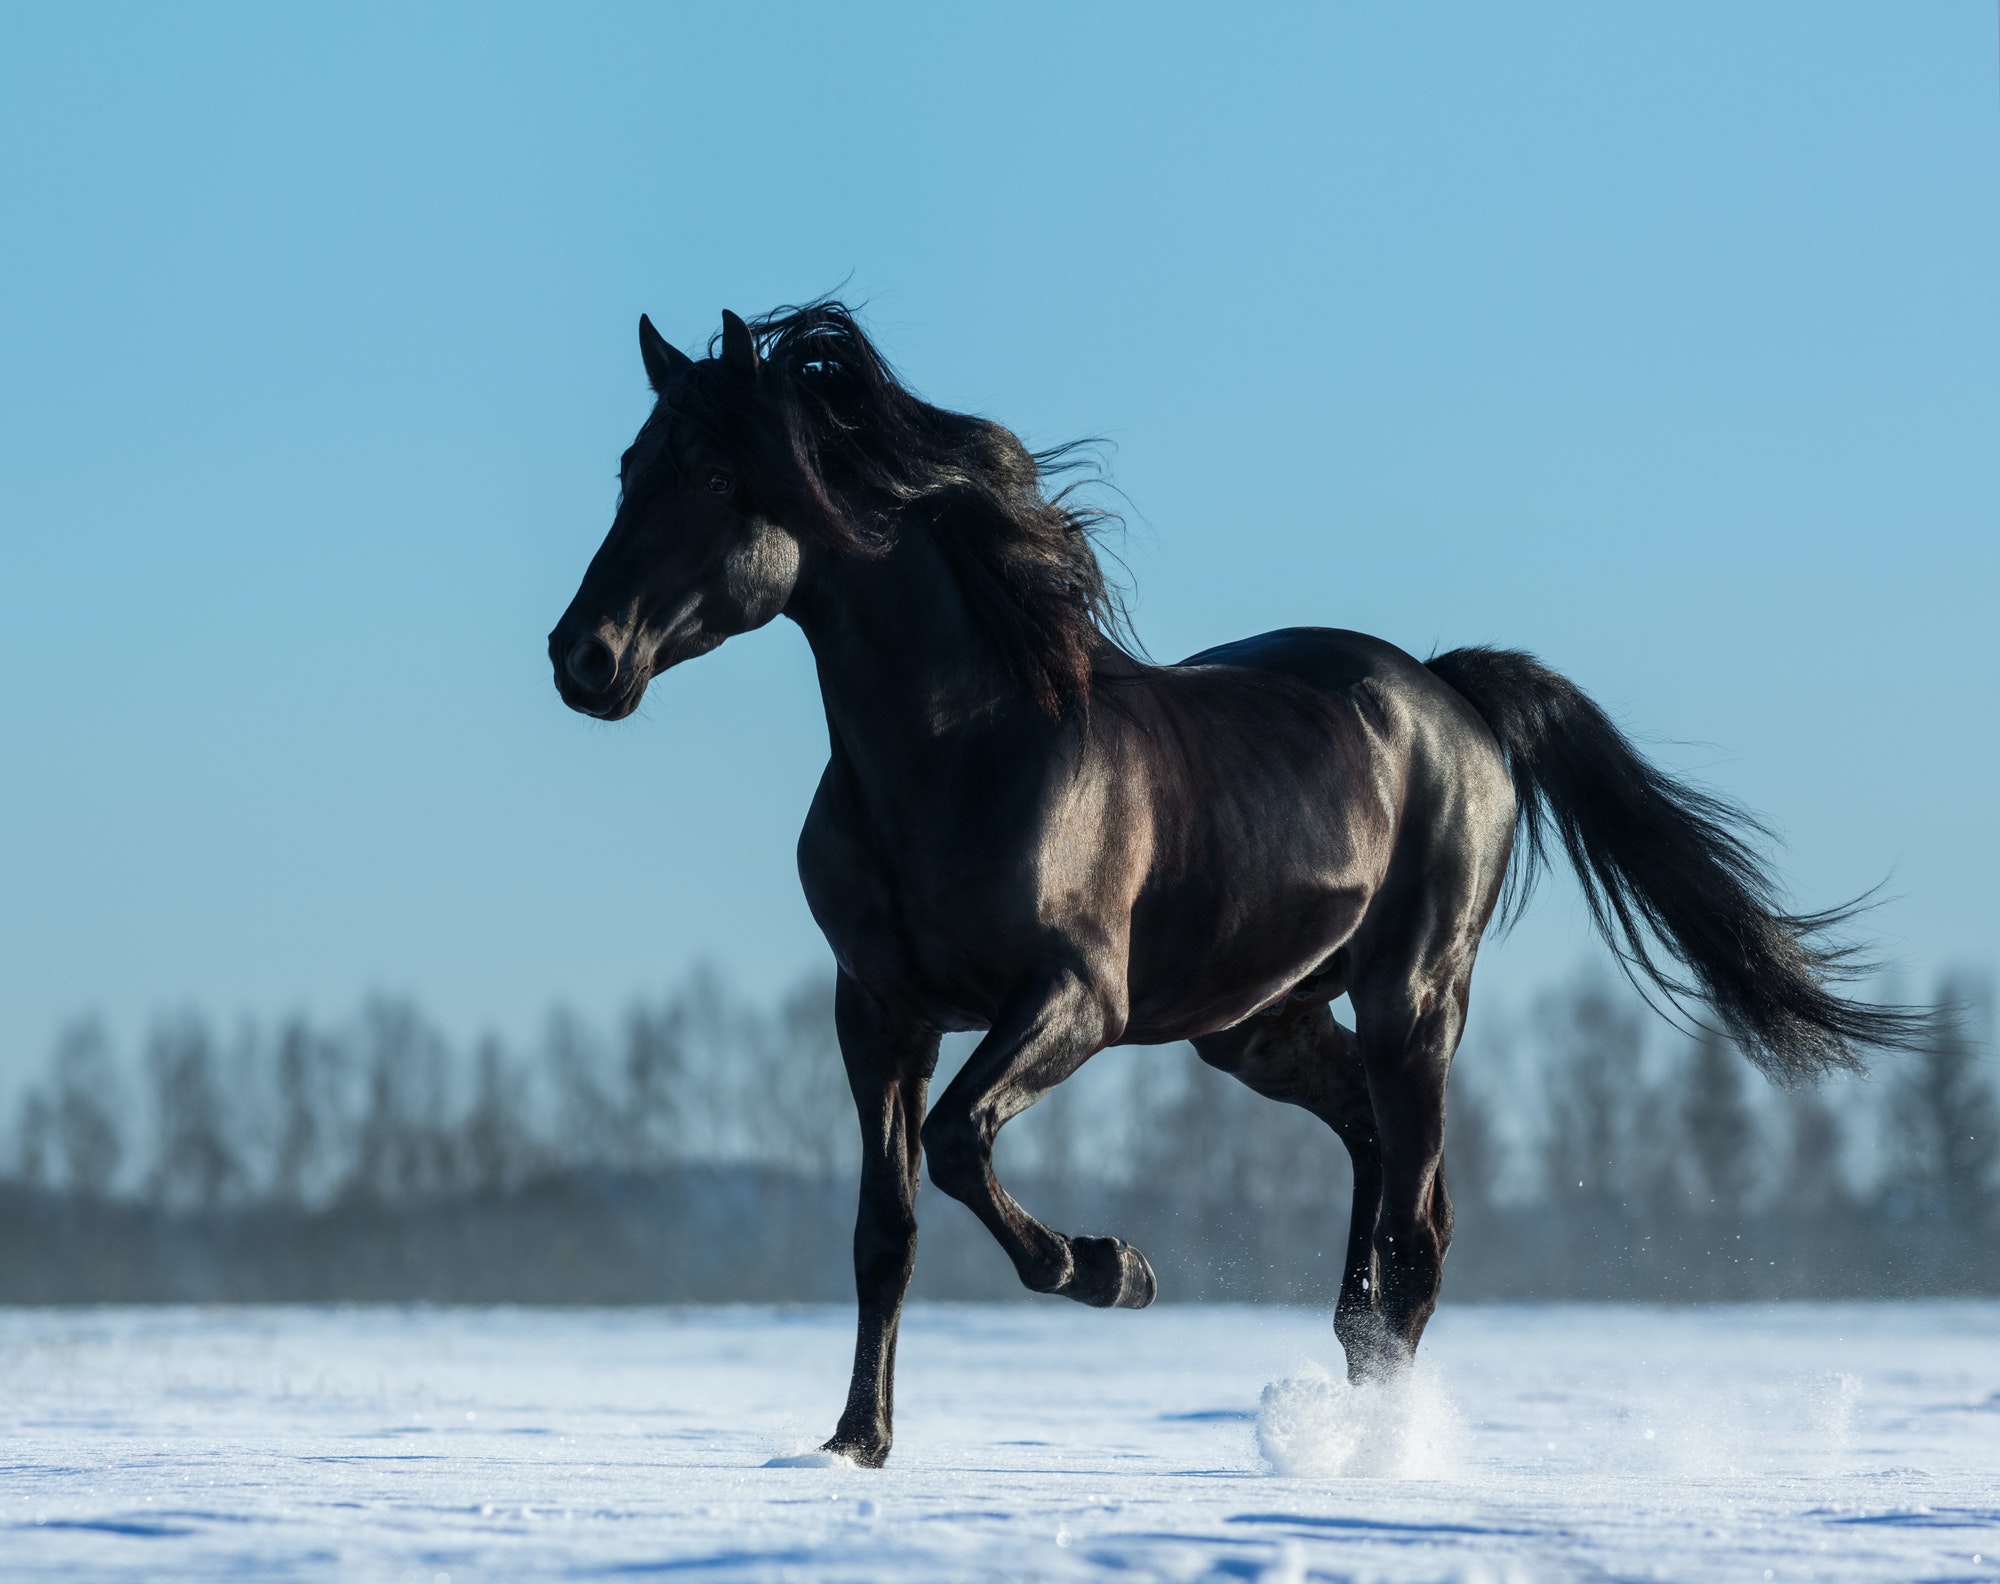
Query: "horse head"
548 311 805 720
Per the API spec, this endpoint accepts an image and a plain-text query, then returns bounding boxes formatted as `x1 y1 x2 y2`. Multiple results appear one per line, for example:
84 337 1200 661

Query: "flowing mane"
677 301 1131 715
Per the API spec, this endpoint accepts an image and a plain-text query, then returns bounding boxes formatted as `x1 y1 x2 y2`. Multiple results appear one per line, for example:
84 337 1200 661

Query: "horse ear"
721 309 760 376
639 314 693 393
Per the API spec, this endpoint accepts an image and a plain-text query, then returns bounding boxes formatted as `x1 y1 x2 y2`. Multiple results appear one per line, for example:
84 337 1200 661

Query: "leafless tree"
1443 1060 1499 1217
1780 1086 1850 1212
743 974 853 1180
1886 975 1997 1226
13 1088 54 1190
543 1006 624 1171
673 965 753 1160
270 1017 348 1205
620 1002 686 1171
1125 1046 1334 1211
463 1035 539 1191
146 1015 241 1210
1020 1066 1087 1187
51 1018 125 1198
348 999 459 1201
1681 1026 1757 1217
1537 978 1654 1207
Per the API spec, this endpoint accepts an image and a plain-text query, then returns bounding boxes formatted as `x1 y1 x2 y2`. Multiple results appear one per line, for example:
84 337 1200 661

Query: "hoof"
1334 1307 1410 1383
1063 1236 1157 1309
819 1435 889 1469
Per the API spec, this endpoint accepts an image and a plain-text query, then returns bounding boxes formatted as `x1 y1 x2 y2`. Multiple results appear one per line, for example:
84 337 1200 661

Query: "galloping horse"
549 303 1918 1466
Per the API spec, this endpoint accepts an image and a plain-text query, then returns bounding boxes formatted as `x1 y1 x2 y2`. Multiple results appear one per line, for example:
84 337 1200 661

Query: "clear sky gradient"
3 4 1995 1077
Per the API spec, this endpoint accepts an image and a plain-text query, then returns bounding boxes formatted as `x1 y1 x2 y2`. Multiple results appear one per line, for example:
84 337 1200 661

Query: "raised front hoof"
819 1433 890 1469
1062 1236 1157 1309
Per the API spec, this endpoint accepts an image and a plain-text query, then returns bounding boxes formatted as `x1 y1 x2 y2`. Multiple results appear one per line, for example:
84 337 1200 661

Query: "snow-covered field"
2 1300 1995 1582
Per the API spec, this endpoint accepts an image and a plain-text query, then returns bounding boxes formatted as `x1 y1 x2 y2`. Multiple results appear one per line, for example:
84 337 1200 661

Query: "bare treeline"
1438 972 1999 1298
1 969 1993 1302
9 971 848 1210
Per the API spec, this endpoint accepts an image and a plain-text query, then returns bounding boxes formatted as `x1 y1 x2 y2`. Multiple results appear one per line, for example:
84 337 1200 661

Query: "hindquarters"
1347 654 1517 1004
1171 627 1518 1002
1122 629 1515 1042
1173 628 1517 1368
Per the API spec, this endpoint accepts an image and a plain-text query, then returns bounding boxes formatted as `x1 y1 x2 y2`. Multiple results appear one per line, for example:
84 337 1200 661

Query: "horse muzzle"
549 629 646 720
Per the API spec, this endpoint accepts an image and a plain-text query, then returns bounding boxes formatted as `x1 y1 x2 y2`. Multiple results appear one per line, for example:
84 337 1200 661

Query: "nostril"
566 636 618 694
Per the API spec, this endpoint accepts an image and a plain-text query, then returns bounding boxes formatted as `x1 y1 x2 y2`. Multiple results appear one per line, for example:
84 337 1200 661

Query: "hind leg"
1194 1002 1390 1378
1346 967 1471 1370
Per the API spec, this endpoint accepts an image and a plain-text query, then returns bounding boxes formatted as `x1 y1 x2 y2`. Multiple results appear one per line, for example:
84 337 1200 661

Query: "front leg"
920 967 1155 1308
823 973 940 1468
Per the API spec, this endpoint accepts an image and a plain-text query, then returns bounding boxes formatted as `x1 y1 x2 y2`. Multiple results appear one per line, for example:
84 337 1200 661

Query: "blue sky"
2 3 1995 1078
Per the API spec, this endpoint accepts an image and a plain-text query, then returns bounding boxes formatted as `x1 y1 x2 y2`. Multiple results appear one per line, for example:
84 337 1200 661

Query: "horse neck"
785 522 1039 797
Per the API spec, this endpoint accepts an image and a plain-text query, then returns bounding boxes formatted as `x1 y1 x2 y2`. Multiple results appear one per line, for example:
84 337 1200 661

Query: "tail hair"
1426 645 1930 1084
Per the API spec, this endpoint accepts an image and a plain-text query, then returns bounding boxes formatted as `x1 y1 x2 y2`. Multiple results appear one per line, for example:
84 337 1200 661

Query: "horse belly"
1122 875 1374 1043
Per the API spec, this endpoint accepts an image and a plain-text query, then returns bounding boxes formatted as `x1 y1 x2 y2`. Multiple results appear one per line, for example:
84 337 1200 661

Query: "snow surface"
2 1300 1996 1581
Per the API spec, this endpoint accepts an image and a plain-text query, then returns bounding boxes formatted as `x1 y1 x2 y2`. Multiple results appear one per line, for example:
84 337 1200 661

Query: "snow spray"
1255 1360 1462 1478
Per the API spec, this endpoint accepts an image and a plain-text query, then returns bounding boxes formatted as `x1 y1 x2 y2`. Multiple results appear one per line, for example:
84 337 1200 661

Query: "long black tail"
1426 645 1927 1084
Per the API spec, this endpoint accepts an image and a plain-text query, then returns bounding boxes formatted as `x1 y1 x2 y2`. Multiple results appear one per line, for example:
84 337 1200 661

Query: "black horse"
550 303 1919 1467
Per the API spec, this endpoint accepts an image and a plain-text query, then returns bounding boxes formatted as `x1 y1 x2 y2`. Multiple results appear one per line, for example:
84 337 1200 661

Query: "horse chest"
796 770 1041 1024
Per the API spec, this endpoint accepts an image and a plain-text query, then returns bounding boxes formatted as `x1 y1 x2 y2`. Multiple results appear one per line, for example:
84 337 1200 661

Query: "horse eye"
703 470 732 496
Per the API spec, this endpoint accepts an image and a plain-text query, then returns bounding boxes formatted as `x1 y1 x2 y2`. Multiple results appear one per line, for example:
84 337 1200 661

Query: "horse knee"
853 1198 918 1286
919 1111 987 1203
